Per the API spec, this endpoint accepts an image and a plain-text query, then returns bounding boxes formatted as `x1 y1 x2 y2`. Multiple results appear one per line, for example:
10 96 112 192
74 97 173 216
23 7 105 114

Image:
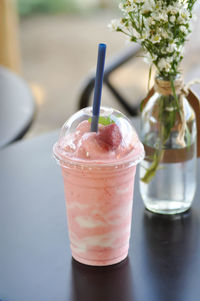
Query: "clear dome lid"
53 106 144 167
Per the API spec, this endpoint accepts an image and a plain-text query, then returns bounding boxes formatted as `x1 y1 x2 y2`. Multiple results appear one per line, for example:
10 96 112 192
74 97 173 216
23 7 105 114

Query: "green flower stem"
141 149 164 183
141 85 178 184
148 64 153 91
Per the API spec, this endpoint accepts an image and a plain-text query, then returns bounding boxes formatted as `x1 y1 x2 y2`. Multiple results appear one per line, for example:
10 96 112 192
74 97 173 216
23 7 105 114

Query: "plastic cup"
53 107 144 266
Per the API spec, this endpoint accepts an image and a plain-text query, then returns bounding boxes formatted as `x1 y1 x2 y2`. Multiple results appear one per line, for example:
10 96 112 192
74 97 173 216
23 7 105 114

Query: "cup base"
72 251 128 266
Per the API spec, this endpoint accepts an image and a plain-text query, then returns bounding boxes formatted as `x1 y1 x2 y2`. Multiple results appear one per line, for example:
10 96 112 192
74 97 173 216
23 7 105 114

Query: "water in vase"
140 153 196 214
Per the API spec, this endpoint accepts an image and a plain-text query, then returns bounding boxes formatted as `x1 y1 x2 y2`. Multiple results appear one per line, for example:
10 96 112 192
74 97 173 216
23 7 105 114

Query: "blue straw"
91 43 107 132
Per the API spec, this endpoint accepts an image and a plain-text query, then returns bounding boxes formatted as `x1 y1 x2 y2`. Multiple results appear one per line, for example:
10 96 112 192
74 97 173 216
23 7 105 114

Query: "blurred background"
0 0 200 140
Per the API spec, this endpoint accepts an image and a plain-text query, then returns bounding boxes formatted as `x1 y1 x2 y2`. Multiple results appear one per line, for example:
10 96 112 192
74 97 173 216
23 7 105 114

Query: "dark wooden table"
0 66 35 149
0 123 200 301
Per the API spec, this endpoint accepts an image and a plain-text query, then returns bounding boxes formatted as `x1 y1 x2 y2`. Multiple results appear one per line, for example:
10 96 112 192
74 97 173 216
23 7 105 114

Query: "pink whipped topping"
54 120 143 164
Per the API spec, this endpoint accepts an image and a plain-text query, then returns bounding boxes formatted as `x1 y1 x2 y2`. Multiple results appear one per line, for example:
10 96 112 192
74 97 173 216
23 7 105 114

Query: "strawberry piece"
96 123 122 150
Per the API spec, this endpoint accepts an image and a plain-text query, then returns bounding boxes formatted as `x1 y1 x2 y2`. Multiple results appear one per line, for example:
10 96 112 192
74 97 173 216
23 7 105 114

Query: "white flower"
143 52 157 64
124 4 134 13
143 17 155 28
119 3 124 11
166 43 176 53
161 30 169 39
141 0 154 14
154 1 163 9
166 56 173 63
160 13 168 22
161 48 167 54
132 0 145 3
177 9 191 23
151 35 161 43
110 0 197 76
180 10 190 20
108 19 122 31
143 56 152 64
167 5 179 15
149 0 155 7
180 25 188 34
178 45 185 55
152 12 168 22
140 33 148 41
170 16 176 23
157 58 171 72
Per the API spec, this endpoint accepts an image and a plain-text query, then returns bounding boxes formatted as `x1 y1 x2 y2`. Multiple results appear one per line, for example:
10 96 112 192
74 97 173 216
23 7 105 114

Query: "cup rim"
53 140 145 170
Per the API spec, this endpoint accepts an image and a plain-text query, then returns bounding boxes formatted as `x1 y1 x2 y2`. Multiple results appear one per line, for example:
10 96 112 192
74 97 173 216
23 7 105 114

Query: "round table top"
0 66 35 149
0 122 200 301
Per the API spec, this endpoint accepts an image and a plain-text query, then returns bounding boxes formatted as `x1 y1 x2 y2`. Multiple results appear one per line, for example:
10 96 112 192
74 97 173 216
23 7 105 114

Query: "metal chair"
78 45 141 116
0 67 35 149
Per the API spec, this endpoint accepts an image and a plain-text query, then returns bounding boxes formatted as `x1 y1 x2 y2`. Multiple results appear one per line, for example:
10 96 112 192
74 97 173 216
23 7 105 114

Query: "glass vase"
139 76 197 214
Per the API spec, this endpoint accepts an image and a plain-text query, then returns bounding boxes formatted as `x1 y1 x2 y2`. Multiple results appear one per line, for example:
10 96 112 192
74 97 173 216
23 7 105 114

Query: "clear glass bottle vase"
139 76 197 214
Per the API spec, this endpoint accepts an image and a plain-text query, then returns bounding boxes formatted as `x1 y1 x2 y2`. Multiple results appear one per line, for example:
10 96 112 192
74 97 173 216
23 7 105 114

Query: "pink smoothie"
54 110 144 266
